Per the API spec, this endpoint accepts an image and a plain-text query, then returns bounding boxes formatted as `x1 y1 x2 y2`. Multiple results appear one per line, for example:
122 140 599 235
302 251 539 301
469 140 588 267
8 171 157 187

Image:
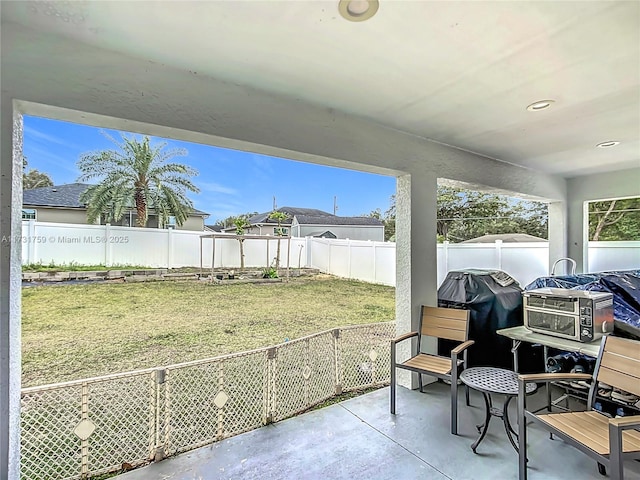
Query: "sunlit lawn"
21 275 395 387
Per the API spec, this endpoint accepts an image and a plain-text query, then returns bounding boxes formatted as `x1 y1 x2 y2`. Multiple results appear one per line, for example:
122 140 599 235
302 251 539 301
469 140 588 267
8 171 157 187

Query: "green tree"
216 212 257 229
23 158 53 189
379 187 548 243
77 134 199 228
268 210 290 267
588 198 640 241
233 216 251 269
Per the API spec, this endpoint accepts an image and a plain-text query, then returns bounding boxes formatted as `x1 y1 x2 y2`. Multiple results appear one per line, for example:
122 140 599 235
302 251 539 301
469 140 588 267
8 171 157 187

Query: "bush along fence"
20 321 395 480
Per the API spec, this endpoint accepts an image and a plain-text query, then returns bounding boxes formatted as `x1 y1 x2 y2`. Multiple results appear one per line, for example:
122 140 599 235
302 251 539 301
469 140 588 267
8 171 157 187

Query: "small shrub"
262 267 278 278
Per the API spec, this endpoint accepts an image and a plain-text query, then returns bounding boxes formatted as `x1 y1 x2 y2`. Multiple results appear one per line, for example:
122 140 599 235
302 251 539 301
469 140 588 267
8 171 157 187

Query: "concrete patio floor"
117 382 640 480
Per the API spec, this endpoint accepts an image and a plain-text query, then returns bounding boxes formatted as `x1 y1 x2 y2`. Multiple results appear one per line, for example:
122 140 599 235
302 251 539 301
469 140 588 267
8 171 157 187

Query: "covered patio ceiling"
1 0 638 178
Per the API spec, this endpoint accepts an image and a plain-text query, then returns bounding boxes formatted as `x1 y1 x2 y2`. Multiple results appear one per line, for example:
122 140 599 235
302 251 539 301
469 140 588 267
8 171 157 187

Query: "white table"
497 326 602 373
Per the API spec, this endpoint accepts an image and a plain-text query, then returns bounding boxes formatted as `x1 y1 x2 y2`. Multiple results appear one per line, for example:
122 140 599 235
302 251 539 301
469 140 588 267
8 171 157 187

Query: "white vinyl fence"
21 221 640 287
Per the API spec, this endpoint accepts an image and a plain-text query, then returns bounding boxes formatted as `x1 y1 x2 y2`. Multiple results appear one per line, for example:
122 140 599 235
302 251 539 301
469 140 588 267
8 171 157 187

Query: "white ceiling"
2 0 639 178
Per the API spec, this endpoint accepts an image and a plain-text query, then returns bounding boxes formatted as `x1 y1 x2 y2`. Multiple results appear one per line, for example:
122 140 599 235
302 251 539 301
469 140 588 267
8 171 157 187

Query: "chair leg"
518 391 528 479
451 377 458 435
390 366 396 414
418 372 423 393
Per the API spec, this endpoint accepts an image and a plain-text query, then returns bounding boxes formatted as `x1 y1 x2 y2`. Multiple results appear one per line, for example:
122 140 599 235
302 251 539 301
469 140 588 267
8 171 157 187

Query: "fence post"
153 369 166 462
167 228 173 269
373 242 377 283
104 224 112 266
265 347 277 424
78 382 91 478
28 220 36 264
443 240 450 276
333 329 342 395
495 239 503 270
347 239 352 280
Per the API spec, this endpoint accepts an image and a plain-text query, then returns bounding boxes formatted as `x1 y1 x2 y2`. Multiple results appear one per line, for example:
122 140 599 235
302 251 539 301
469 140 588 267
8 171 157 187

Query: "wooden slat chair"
517 335 640 480
390 305 474 435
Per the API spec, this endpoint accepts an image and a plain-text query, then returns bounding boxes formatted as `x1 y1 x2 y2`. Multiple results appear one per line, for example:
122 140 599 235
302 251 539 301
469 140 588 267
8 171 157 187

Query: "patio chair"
517 335 640 480
390 305 473 435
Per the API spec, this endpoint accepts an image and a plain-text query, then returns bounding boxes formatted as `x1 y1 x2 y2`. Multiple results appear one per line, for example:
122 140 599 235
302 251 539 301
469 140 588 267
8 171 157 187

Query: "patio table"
459 367 537 453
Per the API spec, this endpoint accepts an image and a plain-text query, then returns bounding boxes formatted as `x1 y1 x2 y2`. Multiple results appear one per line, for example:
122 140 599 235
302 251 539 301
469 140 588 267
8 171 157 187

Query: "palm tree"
268 210 290 268
233 216 251 269
77 134 199 228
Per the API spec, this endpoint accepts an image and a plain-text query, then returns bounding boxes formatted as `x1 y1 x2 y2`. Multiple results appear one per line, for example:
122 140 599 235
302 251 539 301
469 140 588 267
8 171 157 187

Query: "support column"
0 98 22 480
547 201 568 273
395 171 438 389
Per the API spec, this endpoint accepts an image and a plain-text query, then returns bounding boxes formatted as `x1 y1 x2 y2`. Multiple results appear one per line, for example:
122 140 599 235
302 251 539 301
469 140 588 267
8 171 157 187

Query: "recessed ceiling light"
338 0 379 22
596 141 620 148
526 100 555 111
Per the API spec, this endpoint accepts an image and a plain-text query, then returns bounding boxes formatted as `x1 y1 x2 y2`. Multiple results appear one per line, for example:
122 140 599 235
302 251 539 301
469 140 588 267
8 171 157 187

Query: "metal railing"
20 321 395 479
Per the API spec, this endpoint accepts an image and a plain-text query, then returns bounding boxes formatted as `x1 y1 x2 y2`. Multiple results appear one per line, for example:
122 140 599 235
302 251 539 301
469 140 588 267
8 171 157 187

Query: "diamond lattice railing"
20 321 395 479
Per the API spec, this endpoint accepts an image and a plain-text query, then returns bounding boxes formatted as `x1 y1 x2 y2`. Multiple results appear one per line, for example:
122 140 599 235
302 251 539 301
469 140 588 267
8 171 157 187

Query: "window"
167 216 176 230
22 209 36 220
273 227 288 236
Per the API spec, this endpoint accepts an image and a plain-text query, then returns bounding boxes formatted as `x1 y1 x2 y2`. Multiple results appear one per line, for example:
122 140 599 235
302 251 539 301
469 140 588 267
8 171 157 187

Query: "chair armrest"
392 331 418 345
609 415 640 430
518 372 592 384
451 340 475 355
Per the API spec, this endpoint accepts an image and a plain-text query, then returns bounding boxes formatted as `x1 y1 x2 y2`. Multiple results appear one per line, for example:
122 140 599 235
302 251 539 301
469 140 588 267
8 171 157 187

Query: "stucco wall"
567 167 640 272
32 207 88 224
180 216 204 232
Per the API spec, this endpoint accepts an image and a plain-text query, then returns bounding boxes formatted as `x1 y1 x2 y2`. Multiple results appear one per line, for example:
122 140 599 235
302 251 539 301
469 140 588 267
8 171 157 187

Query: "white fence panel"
499 243 549 287
444 244 499 272
108 225 169 268
310 239 330 272
21 222 640 287
588 241 640 272
374 243 395 286
350 242 376 283
22 222 108 265
328 240 351 278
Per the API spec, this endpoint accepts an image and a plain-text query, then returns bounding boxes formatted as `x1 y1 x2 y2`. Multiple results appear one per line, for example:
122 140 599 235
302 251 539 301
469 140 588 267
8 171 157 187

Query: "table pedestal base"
471 393 519 454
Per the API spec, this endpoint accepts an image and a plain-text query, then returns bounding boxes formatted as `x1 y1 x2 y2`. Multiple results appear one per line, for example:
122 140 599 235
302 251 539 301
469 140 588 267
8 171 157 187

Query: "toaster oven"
523 288 614 342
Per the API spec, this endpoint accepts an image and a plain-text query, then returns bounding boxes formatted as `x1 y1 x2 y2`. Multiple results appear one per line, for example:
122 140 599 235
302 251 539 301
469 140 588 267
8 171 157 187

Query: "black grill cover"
438 269 539 371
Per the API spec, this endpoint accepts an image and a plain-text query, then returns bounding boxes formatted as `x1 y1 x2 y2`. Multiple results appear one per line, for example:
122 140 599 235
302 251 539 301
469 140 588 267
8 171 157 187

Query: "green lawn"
21 275 395 387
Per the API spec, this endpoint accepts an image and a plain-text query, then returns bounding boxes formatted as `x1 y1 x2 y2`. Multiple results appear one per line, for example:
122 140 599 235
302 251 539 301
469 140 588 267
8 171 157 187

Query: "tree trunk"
592 200 616 241
239 239 245 269
134 188 147 227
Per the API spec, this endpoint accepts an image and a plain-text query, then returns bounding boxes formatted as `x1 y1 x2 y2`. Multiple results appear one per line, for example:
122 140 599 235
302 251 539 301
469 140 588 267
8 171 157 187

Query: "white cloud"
198 182 238 195
24 125 82 150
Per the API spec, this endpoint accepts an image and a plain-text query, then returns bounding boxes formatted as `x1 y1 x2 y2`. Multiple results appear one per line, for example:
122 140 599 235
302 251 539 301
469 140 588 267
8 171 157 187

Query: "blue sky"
23 115 396 223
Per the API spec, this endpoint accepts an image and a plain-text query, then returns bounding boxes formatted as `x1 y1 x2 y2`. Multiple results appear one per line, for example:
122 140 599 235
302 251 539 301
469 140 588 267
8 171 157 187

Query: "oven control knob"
582 329 591 338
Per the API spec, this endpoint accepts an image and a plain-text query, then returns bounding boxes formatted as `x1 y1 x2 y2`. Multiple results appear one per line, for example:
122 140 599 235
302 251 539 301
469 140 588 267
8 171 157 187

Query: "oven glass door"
526 311 577 338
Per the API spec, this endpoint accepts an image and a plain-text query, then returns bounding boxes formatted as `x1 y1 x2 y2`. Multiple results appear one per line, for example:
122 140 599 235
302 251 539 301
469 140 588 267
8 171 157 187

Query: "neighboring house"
204 224 224 233
460 233 547 243
223 206 384 241
22 183 209 231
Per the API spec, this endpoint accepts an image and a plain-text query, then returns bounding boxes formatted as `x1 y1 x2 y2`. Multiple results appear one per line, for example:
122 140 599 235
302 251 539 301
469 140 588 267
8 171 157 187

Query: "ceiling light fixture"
338 0 379 22
526 100 555 111
596 141 620 148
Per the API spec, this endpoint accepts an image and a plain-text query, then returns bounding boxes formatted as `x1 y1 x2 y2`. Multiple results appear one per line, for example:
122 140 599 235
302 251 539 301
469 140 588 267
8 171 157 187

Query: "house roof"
247 207 383 227
23 183 209 216
460 233 547 243
247 207 332 225
294 215 383 226
23 183 91 208
204 224 224 233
